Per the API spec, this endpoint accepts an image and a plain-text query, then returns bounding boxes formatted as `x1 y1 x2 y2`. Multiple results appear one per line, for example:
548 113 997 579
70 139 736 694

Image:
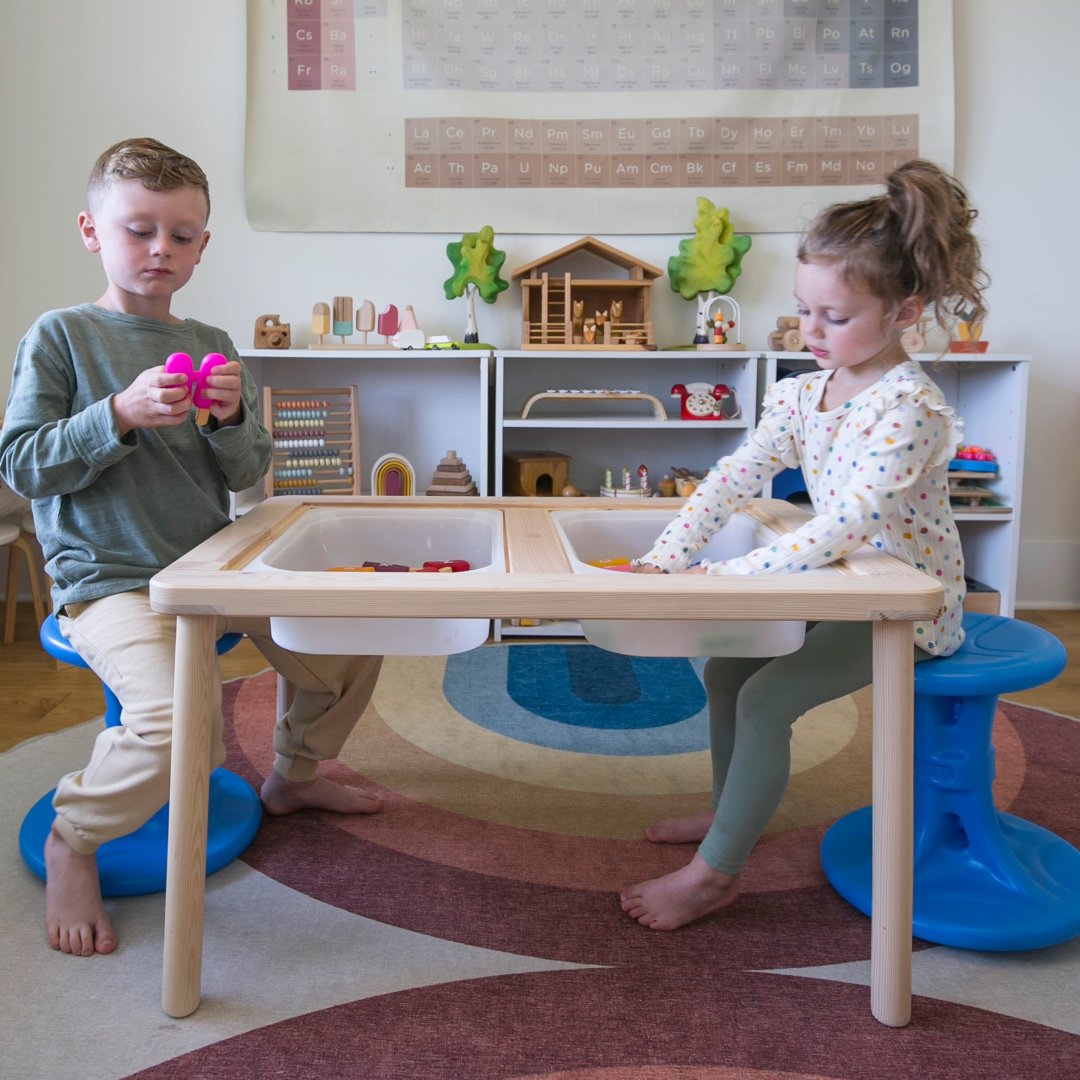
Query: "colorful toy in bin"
671 382 740 420
328 560 471 573
165 352 225 426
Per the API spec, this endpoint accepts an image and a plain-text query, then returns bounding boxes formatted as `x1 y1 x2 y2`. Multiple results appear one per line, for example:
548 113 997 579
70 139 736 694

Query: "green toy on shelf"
444 225 509 345
669 198 752 347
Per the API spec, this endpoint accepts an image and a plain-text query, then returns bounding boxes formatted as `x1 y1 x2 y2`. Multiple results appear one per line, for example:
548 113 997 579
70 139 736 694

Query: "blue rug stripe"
442 647 711 756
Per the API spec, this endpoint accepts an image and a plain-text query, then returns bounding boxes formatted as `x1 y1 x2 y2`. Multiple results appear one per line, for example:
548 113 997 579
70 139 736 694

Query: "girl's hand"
202 360 243 426
112 366 191 436
631 563 664 574
681 566 709 575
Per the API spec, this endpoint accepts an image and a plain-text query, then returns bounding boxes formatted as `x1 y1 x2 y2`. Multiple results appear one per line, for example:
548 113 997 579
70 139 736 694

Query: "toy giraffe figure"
572 300 584 344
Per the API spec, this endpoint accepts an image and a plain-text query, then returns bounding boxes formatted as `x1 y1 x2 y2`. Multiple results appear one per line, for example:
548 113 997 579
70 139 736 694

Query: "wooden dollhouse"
511 237 663 350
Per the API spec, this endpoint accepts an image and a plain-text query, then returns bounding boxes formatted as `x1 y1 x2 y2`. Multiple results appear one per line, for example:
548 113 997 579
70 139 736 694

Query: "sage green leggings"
698 621 930 876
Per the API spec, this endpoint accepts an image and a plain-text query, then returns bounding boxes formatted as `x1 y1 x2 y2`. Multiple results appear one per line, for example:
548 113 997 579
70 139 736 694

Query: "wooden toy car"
768 316 808 353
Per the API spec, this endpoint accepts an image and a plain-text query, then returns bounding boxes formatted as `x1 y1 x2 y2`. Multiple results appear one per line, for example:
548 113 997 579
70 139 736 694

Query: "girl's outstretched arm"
636 379 804 573
706 383 961 577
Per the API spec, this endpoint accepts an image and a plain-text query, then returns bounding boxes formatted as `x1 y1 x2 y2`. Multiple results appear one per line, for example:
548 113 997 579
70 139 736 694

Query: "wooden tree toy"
669 198 752 345
444 225 509 344
356 300 375 344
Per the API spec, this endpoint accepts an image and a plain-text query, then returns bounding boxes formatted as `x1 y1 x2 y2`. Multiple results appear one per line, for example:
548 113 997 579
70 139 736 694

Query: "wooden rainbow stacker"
149 496 944 1029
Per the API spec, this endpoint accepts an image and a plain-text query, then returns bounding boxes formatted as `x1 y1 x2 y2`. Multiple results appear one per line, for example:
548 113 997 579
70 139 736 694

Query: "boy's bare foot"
44 826 116 956
260 770 383 817
621 852 740 930
646 810 716 844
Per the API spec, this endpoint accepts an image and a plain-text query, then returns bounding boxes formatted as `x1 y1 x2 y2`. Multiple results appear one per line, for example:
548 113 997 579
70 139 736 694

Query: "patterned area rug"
5 644 1080 1080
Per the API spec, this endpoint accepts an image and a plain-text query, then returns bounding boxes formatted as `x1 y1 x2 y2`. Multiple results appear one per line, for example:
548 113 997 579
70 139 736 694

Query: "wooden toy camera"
671 382 737 421
254 315 291 349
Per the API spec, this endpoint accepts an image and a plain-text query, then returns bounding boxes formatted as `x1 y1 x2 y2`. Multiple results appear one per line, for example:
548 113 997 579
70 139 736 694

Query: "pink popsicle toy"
165 352 227 426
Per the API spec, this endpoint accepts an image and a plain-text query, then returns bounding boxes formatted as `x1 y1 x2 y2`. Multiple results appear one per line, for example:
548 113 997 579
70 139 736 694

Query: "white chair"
1 512 48 644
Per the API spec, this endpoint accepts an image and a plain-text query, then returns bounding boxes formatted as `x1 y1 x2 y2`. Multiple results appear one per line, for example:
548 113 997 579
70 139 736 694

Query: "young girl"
622 159 988 931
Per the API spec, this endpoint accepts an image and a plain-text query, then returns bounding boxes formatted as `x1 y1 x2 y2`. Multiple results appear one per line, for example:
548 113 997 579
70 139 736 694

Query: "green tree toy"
669 199 752 344
444 225 509 344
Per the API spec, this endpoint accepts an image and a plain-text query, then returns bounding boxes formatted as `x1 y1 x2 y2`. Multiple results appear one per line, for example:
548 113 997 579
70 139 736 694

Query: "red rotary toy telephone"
671 382 737 421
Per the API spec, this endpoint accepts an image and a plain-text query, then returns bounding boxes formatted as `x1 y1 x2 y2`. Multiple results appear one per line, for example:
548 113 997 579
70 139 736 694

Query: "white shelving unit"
762 352 1030 616
493 348 759 638
236 348 490 513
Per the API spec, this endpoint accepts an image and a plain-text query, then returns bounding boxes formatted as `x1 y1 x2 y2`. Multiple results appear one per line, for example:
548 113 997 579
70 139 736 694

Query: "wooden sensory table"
149 496 944 1028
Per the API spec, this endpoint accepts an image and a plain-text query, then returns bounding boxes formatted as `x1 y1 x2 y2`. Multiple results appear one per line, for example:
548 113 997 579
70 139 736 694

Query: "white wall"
1 1 1078 605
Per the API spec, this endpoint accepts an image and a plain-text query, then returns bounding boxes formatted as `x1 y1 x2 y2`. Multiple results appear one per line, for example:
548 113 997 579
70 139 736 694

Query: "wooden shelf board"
503 417 749 429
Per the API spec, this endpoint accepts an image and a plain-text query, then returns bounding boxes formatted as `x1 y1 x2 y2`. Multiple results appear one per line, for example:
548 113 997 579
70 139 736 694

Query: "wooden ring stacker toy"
166 352 227 426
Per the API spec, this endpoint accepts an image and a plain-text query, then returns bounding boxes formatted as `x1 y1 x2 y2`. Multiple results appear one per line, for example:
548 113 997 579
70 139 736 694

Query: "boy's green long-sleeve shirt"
0 305 272 609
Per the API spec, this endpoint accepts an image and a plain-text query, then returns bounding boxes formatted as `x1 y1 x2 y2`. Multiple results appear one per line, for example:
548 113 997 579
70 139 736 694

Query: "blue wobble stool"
19 614 262 896
821 612 1080 951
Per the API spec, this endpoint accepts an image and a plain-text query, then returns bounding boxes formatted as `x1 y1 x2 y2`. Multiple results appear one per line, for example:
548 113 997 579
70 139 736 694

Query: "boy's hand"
202 360 243 427
112 367 192 436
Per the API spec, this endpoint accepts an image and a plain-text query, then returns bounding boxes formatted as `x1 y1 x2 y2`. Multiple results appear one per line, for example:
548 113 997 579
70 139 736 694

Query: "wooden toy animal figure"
583 317 597 344
572 300 584 344
609 300 623 343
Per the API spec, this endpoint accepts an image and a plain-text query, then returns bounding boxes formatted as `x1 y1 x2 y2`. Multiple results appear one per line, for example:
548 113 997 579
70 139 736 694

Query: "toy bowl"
551 509 816 657
244 507 503 655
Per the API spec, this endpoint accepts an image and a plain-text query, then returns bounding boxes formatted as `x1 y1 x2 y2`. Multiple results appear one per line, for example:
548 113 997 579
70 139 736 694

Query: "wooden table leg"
162 614 217 1018
870 620 915 1027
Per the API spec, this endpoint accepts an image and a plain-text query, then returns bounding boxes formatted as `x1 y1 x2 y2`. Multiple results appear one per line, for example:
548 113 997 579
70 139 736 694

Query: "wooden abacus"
262 386 361 499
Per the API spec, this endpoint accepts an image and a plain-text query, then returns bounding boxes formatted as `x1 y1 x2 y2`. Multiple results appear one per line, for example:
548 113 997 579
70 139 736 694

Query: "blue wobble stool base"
19 614 262 896
821 612 1080 951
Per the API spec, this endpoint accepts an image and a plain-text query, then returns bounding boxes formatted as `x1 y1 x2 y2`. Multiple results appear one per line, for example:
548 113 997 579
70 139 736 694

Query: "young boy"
0 138 384 957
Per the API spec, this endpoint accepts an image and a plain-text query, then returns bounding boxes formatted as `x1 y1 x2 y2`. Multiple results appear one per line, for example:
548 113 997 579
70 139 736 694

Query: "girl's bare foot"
621 852 740 930
260 770 383 816
646 810 715 844
44 826 116 956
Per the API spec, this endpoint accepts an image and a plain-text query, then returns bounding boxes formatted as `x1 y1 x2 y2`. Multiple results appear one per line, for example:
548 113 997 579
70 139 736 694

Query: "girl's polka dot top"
638 359 967 656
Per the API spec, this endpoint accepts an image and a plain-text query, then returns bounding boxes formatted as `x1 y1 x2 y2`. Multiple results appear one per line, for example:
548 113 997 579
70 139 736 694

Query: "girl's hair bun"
798 159 988 336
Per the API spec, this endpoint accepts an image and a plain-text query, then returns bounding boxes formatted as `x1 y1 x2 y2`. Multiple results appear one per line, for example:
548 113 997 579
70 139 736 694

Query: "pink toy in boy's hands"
165 352 227 426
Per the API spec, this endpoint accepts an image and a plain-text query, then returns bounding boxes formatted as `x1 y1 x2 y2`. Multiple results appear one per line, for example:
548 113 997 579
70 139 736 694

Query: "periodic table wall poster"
246 0 952 233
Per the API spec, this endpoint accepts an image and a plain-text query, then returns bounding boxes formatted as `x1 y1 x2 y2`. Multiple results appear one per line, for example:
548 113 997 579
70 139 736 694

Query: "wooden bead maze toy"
262 386 360 499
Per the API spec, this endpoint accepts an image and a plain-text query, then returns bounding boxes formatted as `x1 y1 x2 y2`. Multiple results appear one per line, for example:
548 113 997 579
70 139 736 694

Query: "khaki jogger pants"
52 588 382 855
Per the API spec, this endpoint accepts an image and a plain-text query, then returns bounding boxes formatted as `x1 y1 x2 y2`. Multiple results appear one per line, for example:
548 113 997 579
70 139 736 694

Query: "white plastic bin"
244 507 504 655
551 509 810 658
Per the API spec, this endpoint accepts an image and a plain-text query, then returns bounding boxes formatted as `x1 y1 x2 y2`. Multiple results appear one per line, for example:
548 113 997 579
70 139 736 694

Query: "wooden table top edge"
152 496 944 621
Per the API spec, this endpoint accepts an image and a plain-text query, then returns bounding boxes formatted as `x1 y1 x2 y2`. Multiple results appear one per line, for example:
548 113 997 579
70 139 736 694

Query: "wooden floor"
1 604 1078 755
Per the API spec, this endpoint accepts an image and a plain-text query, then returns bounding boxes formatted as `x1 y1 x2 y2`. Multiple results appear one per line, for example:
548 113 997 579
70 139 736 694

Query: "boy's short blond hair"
87 138 210 219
